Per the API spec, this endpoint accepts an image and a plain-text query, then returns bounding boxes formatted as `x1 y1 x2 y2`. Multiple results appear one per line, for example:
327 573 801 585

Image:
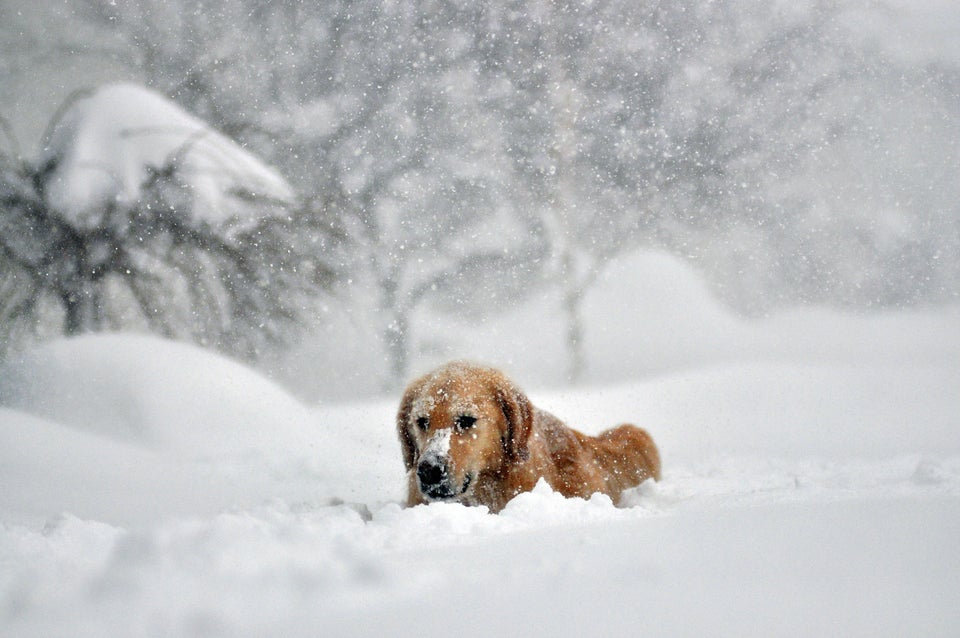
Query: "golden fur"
397 361 661 512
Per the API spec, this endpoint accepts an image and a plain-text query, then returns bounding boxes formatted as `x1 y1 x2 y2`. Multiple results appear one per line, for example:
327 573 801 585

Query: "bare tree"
473 0 693 381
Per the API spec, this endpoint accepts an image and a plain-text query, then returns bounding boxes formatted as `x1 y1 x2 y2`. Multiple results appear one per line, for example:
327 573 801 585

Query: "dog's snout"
417 459 447 488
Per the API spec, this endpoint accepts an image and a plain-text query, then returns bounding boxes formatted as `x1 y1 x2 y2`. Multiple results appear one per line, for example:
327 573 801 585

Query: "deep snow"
1 251 958 637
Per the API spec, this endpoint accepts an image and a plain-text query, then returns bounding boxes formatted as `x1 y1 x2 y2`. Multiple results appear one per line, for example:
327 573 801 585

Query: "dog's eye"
455 415 477 431
415 416 429 431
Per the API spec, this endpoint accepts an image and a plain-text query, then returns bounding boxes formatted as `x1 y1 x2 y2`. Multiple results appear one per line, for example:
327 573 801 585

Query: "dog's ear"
494 375 533 462
396 383 419 471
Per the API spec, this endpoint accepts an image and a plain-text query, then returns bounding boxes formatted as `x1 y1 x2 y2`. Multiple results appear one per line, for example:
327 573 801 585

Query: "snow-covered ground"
1 252 958 637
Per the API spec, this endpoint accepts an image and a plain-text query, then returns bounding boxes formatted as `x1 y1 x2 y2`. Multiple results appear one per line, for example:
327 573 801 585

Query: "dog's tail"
598 424 661 484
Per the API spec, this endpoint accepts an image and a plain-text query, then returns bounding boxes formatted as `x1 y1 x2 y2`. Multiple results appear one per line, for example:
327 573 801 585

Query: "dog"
397 361 661 512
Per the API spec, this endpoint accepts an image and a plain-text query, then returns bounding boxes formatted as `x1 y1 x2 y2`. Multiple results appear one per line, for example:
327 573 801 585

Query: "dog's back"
529 412 660 504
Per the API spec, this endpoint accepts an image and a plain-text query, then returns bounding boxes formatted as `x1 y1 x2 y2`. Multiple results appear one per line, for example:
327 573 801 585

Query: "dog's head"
397 362 532 503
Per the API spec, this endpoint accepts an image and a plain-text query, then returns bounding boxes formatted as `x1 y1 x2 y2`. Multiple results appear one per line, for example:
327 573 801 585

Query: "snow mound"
583 250 960 382
0 334 403 525
0 334 312 453
0 407 250 526
40 82 295 230
583 251 752 379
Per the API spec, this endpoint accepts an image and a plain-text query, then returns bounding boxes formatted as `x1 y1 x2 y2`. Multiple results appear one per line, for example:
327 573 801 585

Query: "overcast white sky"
2 0 958 152
868 0 960 64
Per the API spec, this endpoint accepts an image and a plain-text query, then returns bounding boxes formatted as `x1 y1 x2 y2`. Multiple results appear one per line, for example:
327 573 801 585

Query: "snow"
40 83 295 231
1 253 959 636
421 428 453 461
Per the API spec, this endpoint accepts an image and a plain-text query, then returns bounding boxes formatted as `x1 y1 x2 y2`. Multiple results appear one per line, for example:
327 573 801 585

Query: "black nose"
417 459 447 488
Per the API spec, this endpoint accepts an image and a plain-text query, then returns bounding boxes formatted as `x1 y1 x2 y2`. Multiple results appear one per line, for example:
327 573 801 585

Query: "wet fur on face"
397 361 661 513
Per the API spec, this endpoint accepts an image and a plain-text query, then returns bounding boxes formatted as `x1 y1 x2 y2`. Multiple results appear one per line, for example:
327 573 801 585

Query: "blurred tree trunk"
549 74 591 383
379 268 410 388
559 252 585 383
62 282 102 335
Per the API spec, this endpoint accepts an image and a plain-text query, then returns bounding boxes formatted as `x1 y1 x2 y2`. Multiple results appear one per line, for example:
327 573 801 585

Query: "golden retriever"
397 361 661 512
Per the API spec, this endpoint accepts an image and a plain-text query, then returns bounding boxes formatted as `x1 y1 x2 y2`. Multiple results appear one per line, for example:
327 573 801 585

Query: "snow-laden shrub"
0 83 337 360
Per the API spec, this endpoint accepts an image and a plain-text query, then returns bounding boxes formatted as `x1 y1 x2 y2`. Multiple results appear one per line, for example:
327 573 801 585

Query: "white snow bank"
543 361 960 460
0 335 377 526
0 408 247 527
0 334 313 453
583 250 960 382
40 82 294 230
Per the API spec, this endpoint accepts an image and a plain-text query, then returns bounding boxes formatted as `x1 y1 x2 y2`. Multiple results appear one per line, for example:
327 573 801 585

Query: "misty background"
1 0 958 400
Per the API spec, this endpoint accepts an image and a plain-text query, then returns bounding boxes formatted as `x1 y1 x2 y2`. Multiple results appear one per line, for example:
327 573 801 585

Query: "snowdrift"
0 335 395 526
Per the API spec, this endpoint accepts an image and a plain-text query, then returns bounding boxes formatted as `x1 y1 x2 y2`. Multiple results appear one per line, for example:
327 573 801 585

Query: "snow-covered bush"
0 83 337 360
